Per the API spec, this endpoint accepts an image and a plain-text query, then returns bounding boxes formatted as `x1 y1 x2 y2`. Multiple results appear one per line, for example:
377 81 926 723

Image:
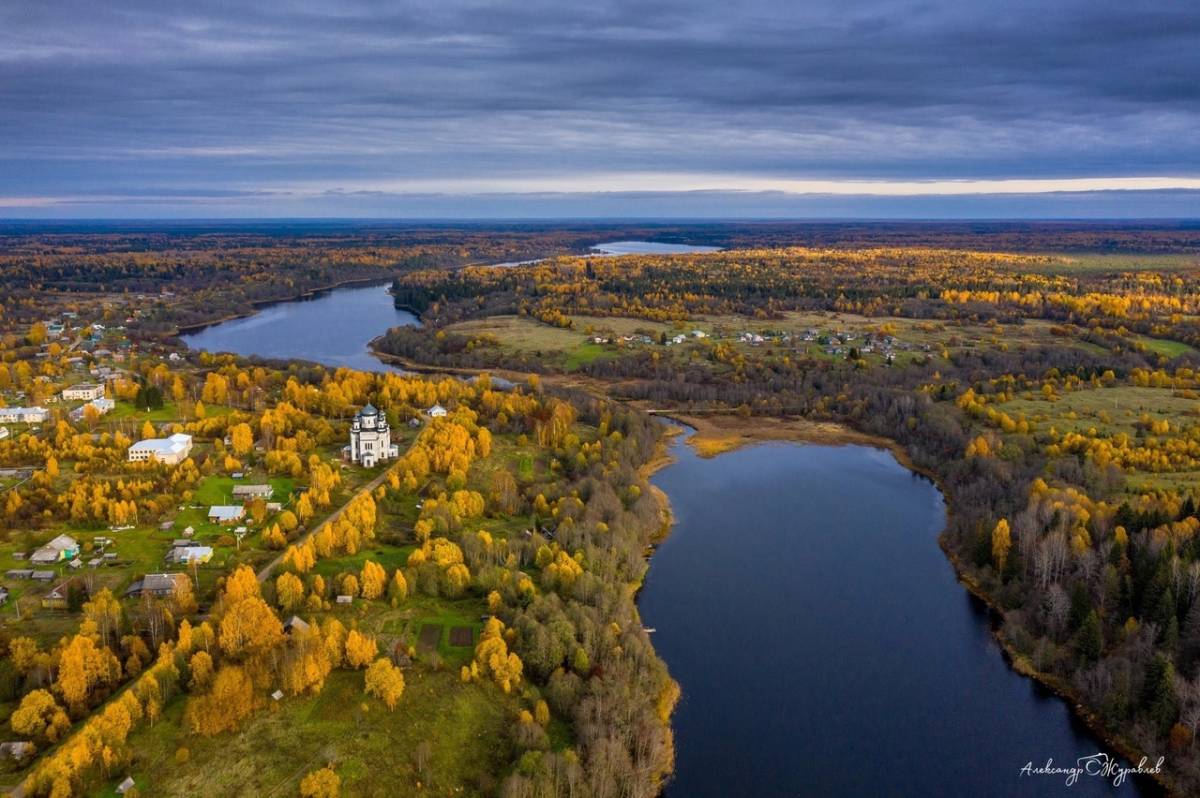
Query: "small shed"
116 776 136 794
0 741 33 761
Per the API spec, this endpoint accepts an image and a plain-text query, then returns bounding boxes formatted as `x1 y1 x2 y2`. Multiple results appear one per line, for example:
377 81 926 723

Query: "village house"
0 406 49 424
208 505 246 524
42 578 85 610
426 403 447 418
346 403 399 468
30 534 79 564
232 483 274 500
127 432 193 465
69 396 114 422
125 572 190 598
61 383 105 401
165 545 213 565
0 427 8 440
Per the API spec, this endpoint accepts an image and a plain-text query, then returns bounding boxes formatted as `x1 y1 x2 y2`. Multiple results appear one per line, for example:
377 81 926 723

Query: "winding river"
182 243 1157 797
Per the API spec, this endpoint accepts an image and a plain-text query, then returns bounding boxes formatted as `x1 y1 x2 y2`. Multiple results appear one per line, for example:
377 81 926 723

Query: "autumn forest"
2 221 1200 796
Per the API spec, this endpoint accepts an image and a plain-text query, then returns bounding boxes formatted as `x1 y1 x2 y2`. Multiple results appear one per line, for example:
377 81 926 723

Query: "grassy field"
311 544 416 582
193 474 295 506
446 309 1120 373
1135 335 1197 359
447 315 629 371
107 400 184 422
999 385 1200 492
111 668 513 797
101 400 235 426
1002 385 1200 437
1024 253 1200 274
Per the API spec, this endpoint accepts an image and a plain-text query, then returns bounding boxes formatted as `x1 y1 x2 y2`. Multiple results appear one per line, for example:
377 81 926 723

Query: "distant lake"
642 432 1157 797
491 239 721 266
589 240 722 256
181 282 417 372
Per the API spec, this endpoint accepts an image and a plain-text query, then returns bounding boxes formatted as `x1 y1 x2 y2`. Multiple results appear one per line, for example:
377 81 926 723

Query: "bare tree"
1044 583 1070 640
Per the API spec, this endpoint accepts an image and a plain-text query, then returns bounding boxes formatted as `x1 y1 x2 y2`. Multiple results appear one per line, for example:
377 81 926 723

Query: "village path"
256 466 394 583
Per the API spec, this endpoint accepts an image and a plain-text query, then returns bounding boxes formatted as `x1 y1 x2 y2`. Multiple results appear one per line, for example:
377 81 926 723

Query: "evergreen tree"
1075 610 1103 662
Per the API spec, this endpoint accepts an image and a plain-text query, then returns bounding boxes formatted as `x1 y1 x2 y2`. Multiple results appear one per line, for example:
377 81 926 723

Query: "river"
181 282 418 372
644 434 1156 797
180 244 1158 797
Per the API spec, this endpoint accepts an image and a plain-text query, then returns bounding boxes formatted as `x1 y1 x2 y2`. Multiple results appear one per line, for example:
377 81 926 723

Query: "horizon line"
2 216 1200 225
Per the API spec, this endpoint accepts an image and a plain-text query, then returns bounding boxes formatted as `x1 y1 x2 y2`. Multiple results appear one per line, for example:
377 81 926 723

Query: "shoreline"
643 408 936 481
941 542 1177 796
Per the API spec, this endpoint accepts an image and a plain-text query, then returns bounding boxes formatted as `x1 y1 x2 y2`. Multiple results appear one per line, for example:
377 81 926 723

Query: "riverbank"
642 408 936 479
942 542 1177 796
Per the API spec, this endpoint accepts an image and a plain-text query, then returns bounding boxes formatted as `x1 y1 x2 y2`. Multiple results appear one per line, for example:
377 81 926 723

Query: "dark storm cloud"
1 0 1197 215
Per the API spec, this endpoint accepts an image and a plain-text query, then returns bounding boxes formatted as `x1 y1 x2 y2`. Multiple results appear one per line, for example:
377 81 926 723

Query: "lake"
642 432 1157 797
181 282 417 372
589 240 721 256
181 265 1157 797
491 239 721 266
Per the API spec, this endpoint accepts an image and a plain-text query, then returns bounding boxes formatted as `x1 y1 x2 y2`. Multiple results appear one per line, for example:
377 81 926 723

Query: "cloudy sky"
2 0 1198 218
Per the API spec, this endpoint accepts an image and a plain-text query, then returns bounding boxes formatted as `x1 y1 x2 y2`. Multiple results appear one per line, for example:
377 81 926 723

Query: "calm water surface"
589 240 721 256
181 282 416 371
491 239 722 266
182 274 1158 797
642 433 1157 797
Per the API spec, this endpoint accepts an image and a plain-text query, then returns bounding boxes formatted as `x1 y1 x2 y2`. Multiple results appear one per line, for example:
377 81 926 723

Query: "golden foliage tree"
992 518 1012 573
11 689 71 743
299 766 341 798
185 665 256 737
364 657 405 710
343 630 378 669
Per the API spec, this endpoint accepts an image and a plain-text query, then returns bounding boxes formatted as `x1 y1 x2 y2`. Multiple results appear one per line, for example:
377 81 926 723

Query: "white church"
345 403 399 467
